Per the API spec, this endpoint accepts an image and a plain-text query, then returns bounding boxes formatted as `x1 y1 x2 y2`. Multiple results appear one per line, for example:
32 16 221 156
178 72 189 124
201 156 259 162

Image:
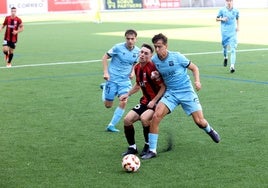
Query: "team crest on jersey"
168 61 174 66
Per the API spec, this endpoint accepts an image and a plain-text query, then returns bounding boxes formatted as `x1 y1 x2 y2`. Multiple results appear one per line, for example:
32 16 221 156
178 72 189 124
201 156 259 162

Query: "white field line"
1 48 268 69
0 60 100 69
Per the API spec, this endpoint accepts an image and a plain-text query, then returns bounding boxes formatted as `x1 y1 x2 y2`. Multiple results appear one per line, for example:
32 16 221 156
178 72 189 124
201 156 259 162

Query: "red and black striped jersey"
134 61 164 105
3 16 23 43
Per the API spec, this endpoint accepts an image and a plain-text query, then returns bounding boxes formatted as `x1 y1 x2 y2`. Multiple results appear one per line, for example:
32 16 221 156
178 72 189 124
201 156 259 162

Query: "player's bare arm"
119 83 140 101
188 62 201 91
147 83 166 109
12 23 24 35
236 18 239 32
102 53 110 80
0 24 5 32
129 66 135 79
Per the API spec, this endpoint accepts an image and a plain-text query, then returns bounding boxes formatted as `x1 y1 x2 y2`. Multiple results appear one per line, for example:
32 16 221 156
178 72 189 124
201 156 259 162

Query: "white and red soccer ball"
121 154 140 172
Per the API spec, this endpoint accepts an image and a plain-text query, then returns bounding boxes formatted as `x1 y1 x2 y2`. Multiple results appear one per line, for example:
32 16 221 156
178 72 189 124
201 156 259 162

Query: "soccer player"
142 33 220 160
101 29 140 132
90 0 102 23
216 0 239 73
0 7 24 67
120 43 165 157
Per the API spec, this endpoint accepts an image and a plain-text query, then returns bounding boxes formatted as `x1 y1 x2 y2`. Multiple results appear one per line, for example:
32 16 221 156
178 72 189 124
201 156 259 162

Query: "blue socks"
230 47 236 66
223 46 236 66
108 107 125 127
148 133 158 153
203 124 212 133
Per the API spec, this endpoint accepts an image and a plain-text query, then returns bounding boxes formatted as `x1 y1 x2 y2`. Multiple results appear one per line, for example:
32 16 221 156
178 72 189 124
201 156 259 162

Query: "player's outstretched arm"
119 83 140 101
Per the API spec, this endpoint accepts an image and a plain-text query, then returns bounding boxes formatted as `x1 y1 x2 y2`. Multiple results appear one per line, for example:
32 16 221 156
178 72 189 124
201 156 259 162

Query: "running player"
216 0 239 73
0 7 24 67
142 33 220 160
120 43 165 157
101 29 140 132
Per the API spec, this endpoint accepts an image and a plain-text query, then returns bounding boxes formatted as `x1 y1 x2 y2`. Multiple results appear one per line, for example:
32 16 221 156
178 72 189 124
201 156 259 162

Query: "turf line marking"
0 60 100 69
0 48 267 69
202 75 268 85
0 72 99 83
25 21 85 25
184 48 268 56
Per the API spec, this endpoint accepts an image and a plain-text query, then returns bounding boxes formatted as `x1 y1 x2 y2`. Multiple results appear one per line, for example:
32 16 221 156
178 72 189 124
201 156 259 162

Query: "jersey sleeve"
134 64 140 84
177 52 190 68
217 8 223 18
236 9 239 19
18 18 23 26
133 46 140 64
107 44 118 57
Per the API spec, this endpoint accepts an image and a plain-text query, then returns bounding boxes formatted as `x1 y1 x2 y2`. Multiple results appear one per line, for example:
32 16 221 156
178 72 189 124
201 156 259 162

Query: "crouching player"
120 43 165 157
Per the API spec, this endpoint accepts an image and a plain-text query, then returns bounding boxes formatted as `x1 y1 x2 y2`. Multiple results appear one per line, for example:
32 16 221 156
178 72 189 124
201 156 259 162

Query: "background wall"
0 0 268 15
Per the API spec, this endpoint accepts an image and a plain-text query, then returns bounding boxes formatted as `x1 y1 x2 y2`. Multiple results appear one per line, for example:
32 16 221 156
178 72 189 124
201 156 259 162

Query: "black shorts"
3 40 16 49
132 103 155 116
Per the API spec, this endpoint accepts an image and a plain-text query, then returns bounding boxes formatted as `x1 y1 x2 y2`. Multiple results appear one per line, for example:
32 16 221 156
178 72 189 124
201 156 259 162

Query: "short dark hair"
141 43 154 53
125 29 137 37
152 33 168 45
11 7 16 10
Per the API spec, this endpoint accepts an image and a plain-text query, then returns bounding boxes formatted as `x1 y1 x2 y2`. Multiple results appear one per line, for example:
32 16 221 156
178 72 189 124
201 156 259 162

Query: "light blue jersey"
217 6 239 47
152 51 192 92
105 43 139 101
152 51 201 115
107 43 139 83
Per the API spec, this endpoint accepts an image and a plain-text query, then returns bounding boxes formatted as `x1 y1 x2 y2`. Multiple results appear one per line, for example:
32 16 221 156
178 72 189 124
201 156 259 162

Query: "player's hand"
195 81 201 91
103 72 109 80
119 94 129 101
151 71 160 79
12 30 18 35
129 72 135 79
147 101 156 109
222 17 228 22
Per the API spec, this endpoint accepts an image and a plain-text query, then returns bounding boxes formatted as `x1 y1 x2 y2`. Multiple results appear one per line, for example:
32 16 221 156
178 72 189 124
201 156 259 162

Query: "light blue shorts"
222 34 237 48
160 89 202 116
104 80 132 101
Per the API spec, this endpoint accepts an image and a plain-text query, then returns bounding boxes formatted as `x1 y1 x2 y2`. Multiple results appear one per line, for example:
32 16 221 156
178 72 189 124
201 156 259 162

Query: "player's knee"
104 103 112 108
152 111 163 122
123 116 132 125
104 101 113 108
140 117 149 126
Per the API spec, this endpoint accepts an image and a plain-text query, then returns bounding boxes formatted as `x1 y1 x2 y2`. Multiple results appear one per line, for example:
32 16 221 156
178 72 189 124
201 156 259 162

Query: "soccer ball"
121 154 140 172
